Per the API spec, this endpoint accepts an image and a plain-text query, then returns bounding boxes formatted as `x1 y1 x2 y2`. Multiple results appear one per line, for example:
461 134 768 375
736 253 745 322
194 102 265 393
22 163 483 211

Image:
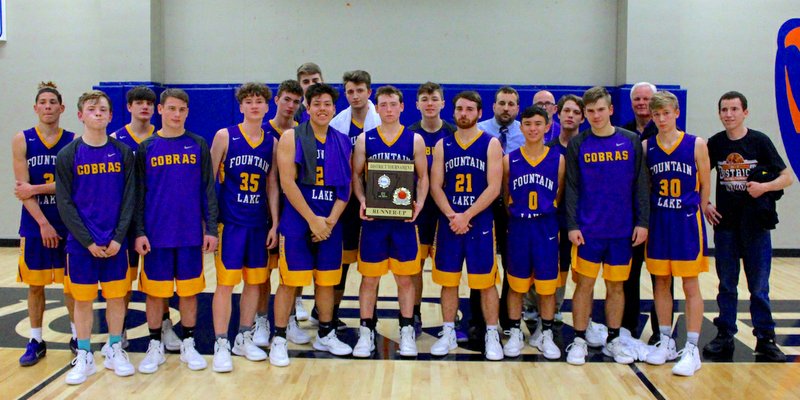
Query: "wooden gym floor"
1 247 799 399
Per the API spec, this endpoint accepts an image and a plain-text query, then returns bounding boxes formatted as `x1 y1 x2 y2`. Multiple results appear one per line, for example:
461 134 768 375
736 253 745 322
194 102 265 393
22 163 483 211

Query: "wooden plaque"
365 160 415 220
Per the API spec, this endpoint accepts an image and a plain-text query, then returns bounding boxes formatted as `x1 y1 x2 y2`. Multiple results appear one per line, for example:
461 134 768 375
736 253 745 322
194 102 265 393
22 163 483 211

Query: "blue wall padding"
95 81 686 144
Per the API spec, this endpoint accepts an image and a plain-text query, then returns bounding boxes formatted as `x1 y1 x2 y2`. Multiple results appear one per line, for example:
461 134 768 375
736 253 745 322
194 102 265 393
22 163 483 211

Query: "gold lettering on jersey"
150 153 197 167
583 150 629 163
76 162 122 175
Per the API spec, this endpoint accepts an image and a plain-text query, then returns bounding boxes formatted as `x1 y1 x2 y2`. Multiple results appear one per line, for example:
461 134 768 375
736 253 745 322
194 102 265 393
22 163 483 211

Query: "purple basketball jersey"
218 124 274 227
647 132 700 210
508 146 559 219
19 127 75 237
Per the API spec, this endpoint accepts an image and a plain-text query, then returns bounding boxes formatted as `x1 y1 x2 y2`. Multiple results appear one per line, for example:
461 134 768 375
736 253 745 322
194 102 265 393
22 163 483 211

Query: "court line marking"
17 362 72 400
628 363 667 400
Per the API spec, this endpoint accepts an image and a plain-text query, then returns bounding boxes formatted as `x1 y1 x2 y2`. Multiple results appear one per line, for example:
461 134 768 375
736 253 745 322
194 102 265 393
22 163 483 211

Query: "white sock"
443 322 455 329
70 322 77 339
30 327 43 342
486 325 498 332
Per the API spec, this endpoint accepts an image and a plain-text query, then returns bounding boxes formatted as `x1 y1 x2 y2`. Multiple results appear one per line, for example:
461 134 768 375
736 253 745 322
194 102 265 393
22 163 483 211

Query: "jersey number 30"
658 178 681 197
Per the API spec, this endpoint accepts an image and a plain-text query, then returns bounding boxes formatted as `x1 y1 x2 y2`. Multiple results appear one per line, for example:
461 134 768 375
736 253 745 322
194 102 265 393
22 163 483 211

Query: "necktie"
499 125 509 151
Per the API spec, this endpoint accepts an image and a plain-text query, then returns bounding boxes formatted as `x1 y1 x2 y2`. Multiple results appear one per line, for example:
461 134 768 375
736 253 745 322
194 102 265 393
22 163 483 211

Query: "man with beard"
472 87 521 339
430 91 504 360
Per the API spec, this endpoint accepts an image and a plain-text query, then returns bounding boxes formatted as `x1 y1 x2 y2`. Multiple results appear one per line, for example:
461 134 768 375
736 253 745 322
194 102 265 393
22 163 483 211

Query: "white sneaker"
586 321 608 348
537 330 561 360
213 337 233 373
287 315 311 345
313 330 352 356
179 337 207 370
645 334 678 365
603 337 635 364
672 343 702 376
399 325 418 357
504 327 525 357
138 339 166 374
269 336 290 367
233 331 268 361
484 329 504 361
619 332 652 361
162 319 182 352
65 350 96 385
295 297 309 321
253 316 271 347
353 327 375 358
566 337 588 366
431 326 457 356
102 342 135 377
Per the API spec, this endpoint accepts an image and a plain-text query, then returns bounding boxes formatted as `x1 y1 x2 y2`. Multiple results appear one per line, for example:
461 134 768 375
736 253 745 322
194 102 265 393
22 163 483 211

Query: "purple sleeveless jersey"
218 124 274 227
508 146 559 219
442 132 493 225
647 132 700 210
19 127 75 237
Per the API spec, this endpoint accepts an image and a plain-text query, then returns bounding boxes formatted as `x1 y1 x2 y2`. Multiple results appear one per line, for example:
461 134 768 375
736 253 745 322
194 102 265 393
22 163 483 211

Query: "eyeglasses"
535 101 555 108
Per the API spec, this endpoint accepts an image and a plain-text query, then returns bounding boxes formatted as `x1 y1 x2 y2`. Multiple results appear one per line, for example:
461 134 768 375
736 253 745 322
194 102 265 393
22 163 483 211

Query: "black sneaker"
69 337 78 355
755 338 787 362
702 331 734 356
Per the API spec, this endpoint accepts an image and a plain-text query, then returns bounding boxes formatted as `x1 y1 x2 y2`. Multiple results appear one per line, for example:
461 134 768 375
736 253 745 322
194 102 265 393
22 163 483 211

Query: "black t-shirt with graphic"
707 128 786 230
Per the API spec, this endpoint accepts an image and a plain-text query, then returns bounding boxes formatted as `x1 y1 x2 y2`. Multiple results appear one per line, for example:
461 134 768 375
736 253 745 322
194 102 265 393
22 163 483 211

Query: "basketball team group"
12 62 792 385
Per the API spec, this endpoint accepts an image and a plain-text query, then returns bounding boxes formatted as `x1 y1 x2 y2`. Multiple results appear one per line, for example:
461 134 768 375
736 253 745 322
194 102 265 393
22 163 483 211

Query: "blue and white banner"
775 19 800 174
0 0 6 41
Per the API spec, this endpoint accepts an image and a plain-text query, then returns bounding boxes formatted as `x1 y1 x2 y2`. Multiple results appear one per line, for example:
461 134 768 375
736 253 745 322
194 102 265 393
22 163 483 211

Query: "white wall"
0 0 157 239
0 0 797 248
160 0 619 85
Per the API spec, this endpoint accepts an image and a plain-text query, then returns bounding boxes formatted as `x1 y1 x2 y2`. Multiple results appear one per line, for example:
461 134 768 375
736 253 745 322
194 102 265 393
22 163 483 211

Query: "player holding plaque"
351 86 429 358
